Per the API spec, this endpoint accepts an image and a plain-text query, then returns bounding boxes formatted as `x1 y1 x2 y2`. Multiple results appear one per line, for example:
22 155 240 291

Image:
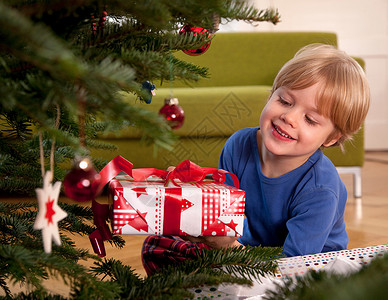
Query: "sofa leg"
336 166 362 198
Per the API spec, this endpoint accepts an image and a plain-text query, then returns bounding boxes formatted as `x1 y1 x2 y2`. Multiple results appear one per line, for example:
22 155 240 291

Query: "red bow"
132 159 239 189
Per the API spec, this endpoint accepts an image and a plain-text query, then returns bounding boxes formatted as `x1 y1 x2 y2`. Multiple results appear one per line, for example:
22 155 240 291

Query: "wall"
219 0 388 150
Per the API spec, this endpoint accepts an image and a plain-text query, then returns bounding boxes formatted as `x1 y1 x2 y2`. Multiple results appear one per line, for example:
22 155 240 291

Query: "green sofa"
94 32 365 198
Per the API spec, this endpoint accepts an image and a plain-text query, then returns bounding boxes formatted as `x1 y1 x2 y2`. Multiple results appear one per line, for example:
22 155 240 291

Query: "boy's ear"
323 131 342 147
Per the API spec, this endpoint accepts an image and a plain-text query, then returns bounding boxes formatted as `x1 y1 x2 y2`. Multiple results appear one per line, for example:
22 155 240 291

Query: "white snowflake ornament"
34 171 68 253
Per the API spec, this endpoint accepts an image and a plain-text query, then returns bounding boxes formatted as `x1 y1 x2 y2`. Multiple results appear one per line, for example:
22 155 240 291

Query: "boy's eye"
305 115 317 125
279 97 291 106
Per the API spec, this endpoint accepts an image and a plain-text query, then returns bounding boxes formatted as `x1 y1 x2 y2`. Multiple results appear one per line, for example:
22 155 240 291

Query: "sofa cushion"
323 128 364 166
173 32 338 88
90 136 229 169
100 85 272 139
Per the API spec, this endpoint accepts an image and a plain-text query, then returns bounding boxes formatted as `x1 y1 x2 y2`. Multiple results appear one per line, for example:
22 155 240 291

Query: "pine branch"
0 214 35 245
181 245 281 281
130 246 280 299
0 201 35 214
120 49 209 85
0 201 126 262
58 203 95 236
90 256 250 300
0 200 126 297
0 3 87 83
94 94 176 149
85 120 128 138
0 275 11 299
0 177 41 195
51 236 95 262
221 0 280 25
1 3 173 152
0 244 121 299
0 111 33 140
90 258 143 293
59 202 94 219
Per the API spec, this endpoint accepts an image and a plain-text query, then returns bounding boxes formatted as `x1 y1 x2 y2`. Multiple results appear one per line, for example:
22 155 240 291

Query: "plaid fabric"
141 235 211 275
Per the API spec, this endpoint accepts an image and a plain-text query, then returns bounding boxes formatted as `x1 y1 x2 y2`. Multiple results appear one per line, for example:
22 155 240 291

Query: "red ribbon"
132 160 240 189
96 155 133 195
89 156 240 257
90 155 133 257
163 188 183 235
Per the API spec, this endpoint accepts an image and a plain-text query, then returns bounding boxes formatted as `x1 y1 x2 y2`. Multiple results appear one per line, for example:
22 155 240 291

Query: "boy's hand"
182 235 242 249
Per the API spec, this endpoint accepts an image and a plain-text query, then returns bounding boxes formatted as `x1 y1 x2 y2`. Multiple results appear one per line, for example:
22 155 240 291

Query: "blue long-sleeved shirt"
219 127 348 257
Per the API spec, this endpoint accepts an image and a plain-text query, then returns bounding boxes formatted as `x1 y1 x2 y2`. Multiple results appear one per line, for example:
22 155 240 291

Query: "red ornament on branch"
63 157 101 202
159 97 185 129
179 25 211 56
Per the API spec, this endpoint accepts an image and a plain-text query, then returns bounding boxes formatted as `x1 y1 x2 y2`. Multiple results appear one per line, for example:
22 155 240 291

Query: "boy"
142 44 370 274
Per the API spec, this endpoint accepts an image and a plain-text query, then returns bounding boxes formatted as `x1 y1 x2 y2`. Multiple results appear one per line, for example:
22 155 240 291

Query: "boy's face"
259 84 340 162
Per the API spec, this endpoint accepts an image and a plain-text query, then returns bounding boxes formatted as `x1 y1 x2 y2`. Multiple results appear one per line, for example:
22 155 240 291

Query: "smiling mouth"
273 124 295 140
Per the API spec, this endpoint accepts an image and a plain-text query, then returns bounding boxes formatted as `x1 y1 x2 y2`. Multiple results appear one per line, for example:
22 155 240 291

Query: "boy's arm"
283 189 347 257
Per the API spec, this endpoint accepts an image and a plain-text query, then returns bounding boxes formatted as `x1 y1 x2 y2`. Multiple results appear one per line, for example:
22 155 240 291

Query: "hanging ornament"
179 25 211 56
34 171 68 253
141 81 156 104
63 157 101 202
34 105 66 253
159 97 185 129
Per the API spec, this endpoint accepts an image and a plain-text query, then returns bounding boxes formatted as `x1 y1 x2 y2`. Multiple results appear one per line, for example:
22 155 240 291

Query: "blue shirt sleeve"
283 188 347 257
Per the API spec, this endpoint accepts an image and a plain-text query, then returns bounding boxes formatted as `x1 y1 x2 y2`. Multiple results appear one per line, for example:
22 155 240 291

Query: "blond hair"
271 44 370 148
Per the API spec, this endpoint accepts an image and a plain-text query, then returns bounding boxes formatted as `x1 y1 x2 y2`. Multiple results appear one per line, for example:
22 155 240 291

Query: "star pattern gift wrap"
109 176 245 237
88 156 245 257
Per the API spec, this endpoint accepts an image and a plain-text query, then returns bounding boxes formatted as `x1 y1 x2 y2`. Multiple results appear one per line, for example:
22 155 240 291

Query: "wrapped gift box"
109 175 245 237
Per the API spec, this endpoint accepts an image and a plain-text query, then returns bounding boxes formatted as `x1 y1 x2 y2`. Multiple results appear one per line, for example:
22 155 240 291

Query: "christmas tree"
0 0 283 298
0 0 280 194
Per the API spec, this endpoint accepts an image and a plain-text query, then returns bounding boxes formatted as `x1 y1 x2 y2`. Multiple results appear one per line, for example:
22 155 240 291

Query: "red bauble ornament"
179 25 211 56
159 97 185 129
63 157 101 202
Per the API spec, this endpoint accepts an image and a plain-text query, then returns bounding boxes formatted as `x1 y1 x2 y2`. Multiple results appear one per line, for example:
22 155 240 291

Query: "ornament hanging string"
51 104 61 175
35 104 67 254
39 132 45 177
39 104 61 182
168 37 174 98
76 85 87 148
158 33 185 130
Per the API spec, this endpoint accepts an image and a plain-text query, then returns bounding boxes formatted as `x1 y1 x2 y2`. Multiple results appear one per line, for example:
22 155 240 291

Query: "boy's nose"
281 110 298 128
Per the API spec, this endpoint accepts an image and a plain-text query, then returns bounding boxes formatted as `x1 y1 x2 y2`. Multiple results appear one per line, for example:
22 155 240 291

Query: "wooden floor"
2 151 388 288
343 151 388 249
